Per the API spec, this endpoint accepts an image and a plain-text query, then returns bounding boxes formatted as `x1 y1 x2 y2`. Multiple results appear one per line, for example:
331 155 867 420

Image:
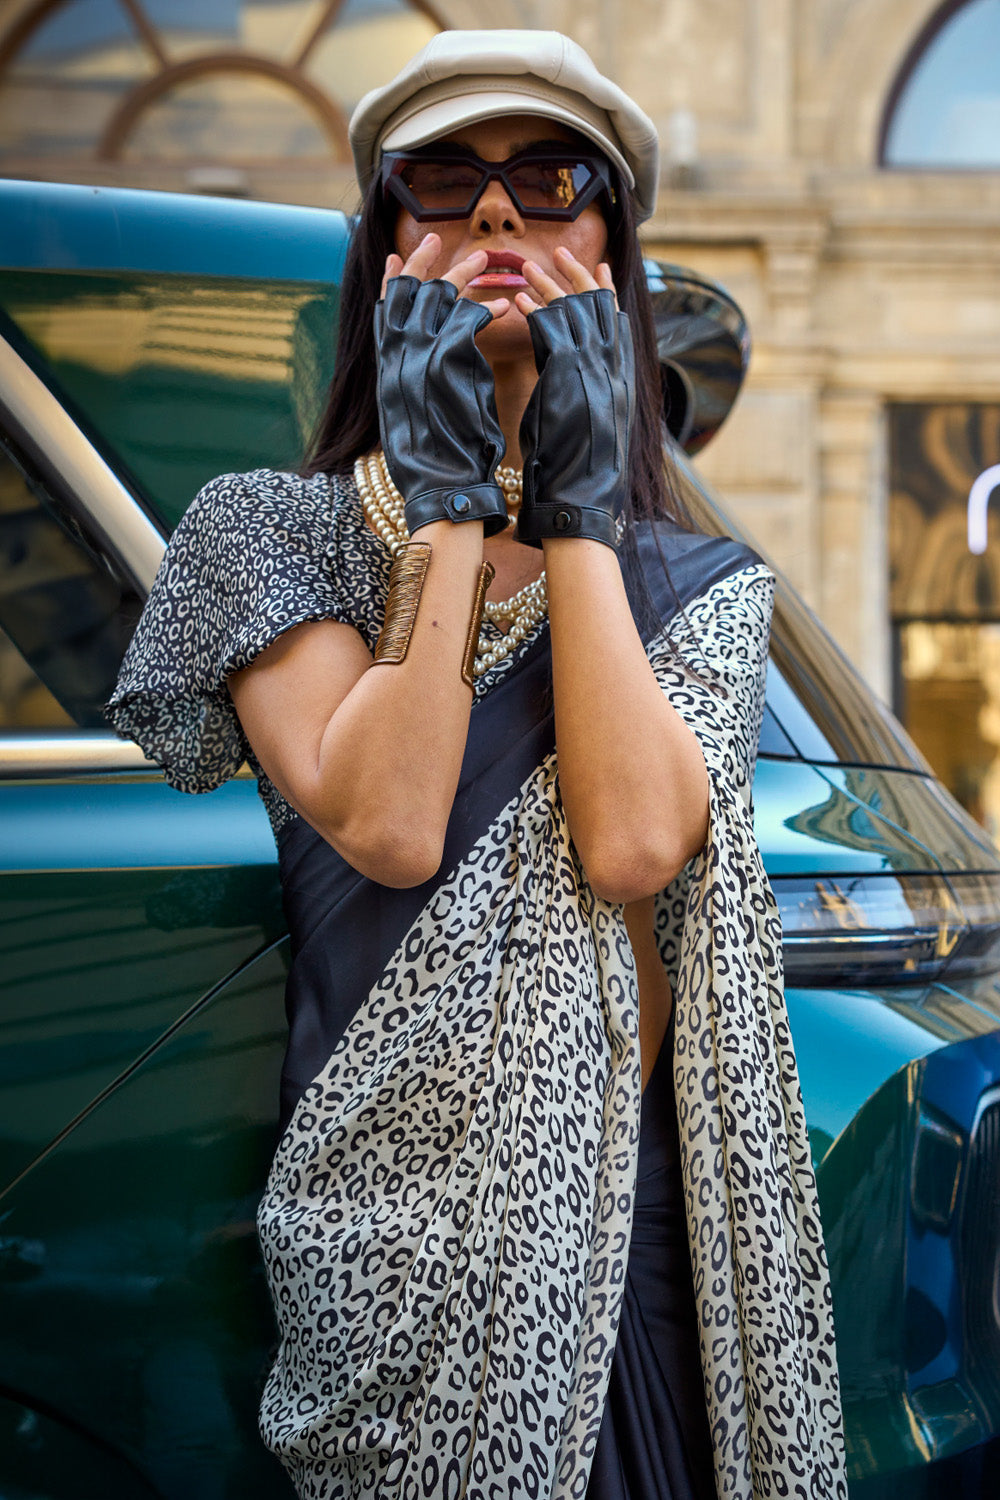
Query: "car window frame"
0 333 164 775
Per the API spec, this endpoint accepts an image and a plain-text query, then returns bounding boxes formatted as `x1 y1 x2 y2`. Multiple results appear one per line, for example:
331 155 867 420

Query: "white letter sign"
967 464 1000 554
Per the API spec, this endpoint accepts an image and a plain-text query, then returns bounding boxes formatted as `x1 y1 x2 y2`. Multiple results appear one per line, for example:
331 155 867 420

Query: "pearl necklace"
494 464 523 519
355 450 548 678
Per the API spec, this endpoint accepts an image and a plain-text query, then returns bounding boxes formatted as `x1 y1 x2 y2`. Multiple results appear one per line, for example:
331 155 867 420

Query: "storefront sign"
967 464 1000 555
890 403 1000 620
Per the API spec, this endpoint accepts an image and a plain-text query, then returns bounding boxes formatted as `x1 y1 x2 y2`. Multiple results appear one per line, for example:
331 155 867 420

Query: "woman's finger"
595 261 620 307
442 248 490 292
515 252 619 318
405 232 443 279
380 252 404 298
381 237 437 297
384 231 446 289
521 259 565 305
553 245 608 295
477 297 511 321
381 240 507 321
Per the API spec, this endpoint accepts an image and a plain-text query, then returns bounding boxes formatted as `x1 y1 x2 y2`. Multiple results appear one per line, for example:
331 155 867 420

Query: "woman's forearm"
511 253 705 901
544 536 709 904
230 521 486 886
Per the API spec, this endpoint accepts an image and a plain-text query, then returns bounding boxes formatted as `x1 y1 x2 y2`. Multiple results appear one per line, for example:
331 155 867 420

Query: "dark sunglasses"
380 144 617 223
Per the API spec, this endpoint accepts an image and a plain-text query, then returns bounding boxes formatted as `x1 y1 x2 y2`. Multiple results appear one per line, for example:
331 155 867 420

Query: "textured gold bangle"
373 541 431 666
462 561 495 688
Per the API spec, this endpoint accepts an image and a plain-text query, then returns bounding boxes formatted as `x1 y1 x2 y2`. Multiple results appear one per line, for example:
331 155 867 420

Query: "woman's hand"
512 249 634 549
381 232 510 313
375 235 510 537
513 244 617 314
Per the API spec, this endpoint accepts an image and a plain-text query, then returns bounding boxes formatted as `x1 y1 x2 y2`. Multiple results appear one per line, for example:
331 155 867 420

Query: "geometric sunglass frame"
379 144 617 223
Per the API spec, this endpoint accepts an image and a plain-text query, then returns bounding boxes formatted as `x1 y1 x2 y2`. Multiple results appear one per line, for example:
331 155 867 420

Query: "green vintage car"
0 180 998 1499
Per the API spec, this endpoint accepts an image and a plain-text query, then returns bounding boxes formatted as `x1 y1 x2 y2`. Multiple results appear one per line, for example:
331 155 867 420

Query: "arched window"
881 0 1000 166
0 0 441 190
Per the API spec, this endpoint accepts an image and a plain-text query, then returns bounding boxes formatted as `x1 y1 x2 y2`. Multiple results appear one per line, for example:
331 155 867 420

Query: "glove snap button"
452 493 471 515
554 510 575 533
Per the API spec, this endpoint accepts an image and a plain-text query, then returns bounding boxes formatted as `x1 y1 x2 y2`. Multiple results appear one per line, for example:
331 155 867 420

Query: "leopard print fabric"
108 471 845 1497
651 577 846 1499
254 563 847 1500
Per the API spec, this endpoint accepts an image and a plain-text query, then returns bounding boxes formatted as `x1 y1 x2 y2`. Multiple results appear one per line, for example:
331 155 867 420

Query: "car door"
0 340 293 1497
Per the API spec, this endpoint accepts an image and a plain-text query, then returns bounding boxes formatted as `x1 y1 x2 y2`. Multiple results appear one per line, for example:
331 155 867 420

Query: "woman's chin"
473 304 536 366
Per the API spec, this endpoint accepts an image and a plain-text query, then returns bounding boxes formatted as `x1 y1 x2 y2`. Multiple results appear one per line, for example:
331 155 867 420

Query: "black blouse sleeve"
107 468 349 793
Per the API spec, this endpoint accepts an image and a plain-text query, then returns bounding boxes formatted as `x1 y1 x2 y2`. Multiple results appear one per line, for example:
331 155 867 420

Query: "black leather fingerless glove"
374 276 509 537
517 288 635 550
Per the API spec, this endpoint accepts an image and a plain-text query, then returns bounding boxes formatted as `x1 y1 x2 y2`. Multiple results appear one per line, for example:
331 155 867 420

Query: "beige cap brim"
380 81 637 193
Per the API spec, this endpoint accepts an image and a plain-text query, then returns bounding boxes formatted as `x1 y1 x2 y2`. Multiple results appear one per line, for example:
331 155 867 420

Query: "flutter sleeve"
649 561 848 1500
107 469 348 794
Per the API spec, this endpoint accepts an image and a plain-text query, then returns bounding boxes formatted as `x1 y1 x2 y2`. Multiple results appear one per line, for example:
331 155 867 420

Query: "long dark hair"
302 154 686 534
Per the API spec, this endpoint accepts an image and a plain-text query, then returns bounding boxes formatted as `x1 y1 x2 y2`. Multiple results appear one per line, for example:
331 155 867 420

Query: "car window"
0 433 141 729
768 586 930 771
0 272 340 533
0 622 72 729
670 451 929 772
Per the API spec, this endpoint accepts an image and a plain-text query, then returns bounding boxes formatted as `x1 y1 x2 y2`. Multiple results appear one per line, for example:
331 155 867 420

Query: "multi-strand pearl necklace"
355 450 548 678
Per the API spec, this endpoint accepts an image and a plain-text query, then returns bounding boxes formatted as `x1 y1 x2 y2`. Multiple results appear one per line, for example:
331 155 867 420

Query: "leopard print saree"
109 471 847 1500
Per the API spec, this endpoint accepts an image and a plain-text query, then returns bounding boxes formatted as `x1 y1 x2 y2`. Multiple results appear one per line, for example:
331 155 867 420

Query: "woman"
109 29 846 1500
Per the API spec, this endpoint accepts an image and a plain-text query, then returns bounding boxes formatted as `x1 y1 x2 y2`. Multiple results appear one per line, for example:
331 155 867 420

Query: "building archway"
800 0 944 167
0 0 444 199
879 0 1000 166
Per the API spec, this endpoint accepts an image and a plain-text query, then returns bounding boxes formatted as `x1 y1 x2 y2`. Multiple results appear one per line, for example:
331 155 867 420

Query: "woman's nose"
472 178 525 236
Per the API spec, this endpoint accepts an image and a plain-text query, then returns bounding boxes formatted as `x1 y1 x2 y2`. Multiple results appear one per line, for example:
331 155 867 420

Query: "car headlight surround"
774 872 1000 986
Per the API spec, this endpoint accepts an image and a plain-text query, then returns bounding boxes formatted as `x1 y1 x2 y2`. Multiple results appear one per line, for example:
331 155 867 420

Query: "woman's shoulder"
165 467 378 608
178 466 352 544
632 516 769 618
107 466 367 805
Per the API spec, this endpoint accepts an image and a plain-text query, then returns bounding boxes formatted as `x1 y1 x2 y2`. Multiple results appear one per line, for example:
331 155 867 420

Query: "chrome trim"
0 336 166 593
972 1084 1000 1139
0 732 159 776
782 929 942 948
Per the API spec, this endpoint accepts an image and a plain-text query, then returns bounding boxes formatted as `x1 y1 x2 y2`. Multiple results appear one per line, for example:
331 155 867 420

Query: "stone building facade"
2 0 1000 813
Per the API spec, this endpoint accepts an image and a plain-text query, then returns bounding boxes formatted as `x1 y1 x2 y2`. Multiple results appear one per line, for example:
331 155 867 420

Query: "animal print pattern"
107 471 544 834
109 469 846 1498
650 577 846 1500
257 749 639 1499
255 563 846 1500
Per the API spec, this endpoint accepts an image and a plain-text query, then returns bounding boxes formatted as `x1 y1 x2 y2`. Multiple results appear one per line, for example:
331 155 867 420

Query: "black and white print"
109 470 847 1500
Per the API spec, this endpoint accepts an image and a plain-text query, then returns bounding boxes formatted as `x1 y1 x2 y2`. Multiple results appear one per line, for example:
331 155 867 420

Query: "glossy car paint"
1 180 998 1496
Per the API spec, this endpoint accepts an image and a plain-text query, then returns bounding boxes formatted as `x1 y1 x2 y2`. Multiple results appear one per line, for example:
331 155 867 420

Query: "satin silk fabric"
257 524 847 1500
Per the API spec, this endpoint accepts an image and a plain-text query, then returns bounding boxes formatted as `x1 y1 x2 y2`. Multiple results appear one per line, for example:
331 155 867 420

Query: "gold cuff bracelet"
373 547 495 687
373 541 431 666
462 561 495 688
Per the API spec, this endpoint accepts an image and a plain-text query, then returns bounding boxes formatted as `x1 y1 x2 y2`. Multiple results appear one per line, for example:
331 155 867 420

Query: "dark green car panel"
2 180 999 1496
0 266 342 536
2 774 282 1191
1 937 291 1498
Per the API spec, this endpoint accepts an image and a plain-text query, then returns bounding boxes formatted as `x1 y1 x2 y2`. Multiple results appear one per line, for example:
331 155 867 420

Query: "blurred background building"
1 0 999 830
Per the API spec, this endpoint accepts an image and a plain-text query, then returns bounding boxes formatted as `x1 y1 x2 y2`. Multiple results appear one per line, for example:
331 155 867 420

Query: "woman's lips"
470 272 528 287
469 250 529 288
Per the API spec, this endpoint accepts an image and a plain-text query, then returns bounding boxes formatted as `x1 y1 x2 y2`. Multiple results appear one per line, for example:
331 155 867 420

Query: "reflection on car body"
0 180 998 1497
